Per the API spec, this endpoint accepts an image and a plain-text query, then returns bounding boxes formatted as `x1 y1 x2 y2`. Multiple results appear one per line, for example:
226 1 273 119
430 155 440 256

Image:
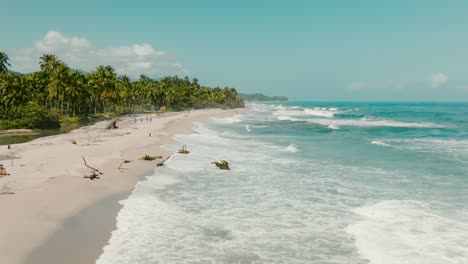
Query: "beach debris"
177 145 190 154
81 156 103 180
71 140 77 144
212 160 230 170
118 159 132 170
106 119 119 130
84 170 100 180
118 160 124 170
139 155 163 161
156 160 165 167
0 164 10 176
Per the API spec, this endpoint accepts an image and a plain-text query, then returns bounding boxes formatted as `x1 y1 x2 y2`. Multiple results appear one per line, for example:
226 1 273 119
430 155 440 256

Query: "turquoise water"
98 102 468 264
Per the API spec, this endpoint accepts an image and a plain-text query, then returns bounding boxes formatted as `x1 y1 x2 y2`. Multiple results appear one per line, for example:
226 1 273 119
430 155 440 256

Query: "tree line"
0 52 244 129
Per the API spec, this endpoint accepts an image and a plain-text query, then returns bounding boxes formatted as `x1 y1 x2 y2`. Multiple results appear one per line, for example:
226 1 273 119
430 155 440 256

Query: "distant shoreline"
239 93 288 102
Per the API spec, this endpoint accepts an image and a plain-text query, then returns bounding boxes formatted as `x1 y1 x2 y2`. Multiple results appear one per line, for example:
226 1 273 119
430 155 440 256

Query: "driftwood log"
106 119 119 130
82 156 103 180
177 145 190 154
84 170 100 180
0 164 10 176
82 156 103 174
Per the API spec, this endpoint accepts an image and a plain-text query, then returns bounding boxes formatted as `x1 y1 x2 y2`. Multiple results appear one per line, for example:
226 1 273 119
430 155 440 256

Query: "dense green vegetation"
239 93 288 102
0 52 244 129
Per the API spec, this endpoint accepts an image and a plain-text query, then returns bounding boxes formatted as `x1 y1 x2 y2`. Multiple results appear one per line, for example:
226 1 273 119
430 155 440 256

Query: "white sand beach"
0 108 243 264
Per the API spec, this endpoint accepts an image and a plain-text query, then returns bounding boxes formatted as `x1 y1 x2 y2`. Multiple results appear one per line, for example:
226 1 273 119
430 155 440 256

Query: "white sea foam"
306 118 444 128
371 140 391 147
275 105 286 110
347 200 468 264
271 107 443 129
212 115 242 124
277 115 300 121
388 138 468 152
273 109 306 116
304 108 337 118
274 107 340 119
386 138 468 163
285 144 300 153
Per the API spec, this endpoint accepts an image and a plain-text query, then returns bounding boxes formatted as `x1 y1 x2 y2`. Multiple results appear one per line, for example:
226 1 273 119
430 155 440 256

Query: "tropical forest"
0 51 244 130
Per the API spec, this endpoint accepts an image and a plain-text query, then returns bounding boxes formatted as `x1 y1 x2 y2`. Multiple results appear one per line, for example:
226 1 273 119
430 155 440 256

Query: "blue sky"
2 0 468 101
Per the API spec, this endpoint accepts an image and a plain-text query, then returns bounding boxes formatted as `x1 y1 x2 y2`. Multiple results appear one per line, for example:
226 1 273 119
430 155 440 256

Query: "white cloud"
8 31 187 77
431 73 448 88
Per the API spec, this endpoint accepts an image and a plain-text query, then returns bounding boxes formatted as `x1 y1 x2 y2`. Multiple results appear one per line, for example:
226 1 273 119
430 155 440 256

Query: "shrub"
0 102 60 129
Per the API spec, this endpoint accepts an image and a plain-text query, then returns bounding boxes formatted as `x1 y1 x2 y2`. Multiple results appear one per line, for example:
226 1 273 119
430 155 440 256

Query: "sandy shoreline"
0 108 243 264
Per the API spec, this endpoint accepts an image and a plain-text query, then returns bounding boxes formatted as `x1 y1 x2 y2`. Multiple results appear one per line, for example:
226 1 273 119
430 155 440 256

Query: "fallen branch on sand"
81 156 103 180
82 156 103 174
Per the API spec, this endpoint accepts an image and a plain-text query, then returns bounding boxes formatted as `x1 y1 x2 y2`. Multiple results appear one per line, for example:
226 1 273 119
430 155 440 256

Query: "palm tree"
118 75 133 112
0 73 16 112
39 54 62 75
48 64 70 110
0 52 11 73
27 72 48 105
91 65 118 112
1 51 243 129
13 76 32 106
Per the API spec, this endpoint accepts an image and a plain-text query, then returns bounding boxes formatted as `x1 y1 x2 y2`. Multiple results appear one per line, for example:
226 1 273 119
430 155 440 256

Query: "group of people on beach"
134 115 153 124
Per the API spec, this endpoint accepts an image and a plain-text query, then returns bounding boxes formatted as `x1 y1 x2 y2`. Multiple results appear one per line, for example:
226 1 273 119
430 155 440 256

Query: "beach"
0 108 242 264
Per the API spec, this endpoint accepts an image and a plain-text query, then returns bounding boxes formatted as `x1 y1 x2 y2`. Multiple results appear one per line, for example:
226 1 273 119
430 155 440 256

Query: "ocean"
97 102 468 264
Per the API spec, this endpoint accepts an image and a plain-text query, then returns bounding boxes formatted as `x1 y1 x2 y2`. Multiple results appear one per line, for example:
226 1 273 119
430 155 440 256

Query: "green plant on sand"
139 155 163 161
212 160 230 170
